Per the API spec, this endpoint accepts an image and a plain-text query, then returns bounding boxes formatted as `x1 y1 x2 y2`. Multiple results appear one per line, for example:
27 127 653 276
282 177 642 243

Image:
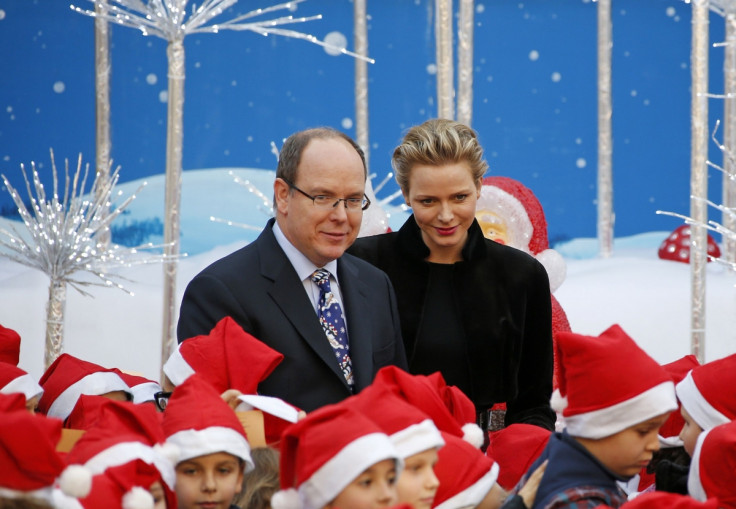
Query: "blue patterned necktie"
311 268 354 388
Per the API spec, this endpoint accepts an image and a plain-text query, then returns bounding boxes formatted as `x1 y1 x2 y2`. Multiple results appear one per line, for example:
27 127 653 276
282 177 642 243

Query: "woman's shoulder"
348 231 400 259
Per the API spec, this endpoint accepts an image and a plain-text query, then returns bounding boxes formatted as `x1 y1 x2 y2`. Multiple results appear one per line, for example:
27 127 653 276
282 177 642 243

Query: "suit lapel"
338 256 374 390
257 224 350 388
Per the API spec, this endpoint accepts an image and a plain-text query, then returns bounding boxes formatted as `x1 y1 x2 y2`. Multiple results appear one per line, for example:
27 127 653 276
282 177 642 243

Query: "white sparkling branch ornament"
658 120 736 273
0 151 177 370
71 0 373 374
70 0 373 61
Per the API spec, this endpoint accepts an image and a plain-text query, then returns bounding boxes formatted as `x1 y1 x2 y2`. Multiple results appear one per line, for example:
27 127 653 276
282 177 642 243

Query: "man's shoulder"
196 241 258 276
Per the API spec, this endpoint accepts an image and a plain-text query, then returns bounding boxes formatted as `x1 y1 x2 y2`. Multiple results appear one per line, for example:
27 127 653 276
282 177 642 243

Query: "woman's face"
404 162 481 263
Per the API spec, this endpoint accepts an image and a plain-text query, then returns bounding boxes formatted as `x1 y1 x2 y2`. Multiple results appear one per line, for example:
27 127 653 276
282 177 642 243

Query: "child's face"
326 458 398 509
577 412 669 478
396 448 440 509
149 480 167 509
175 452 244 509
679 406 704 457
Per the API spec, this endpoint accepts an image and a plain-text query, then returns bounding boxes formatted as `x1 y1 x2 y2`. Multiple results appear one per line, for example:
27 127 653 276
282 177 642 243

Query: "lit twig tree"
0 151 175 369
657 120 736 362
71 0 372 371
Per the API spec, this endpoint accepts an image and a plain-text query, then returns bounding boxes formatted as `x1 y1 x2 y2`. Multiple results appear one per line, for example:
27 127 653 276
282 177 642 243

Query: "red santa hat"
162 373 254 470
688 420 736 507
371 366 484 448
164 315 284 394
271 403 401 509
658 354 700 446
433 432 500 509
477 176 566 292
676 352 736 431
345 384 445 458
64 398 176 492
38 353 131 421
113 371 162 405
0 393 90 502
73 459 176 509
486 423 551 491
597 492 719 509
0 323 21 365
0 361 44 402
551 324 677 439
65 394 123 431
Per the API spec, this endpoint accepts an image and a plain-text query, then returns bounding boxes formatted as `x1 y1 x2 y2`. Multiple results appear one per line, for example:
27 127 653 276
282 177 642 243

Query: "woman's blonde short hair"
392 118 488 193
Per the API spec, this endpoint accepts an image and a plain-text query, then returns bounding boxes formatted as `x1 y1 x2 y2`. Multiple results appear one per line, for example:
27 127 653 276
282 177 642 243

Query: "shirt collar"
272 221 339 283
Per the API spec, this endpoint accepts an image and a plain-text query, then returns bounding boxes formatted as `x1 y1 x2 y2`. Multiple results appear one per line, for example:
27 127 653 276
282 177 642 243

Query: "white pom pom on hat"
536 248 567 293
271 488 301 509
549 388 568 414
122 486 155 509
461 423 485 449
58 464 93 498
152 442 180 466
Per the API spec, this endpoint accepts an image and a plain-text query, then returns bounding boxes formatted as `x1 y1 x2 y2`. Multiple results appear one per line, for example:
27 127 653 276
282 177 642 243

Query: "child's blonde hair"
234 447 280 509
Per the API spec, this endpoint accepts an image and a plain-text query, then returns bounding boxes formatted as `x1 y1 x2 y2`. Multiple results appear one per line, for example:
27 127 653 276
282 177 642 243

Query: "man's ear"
274 178 290 215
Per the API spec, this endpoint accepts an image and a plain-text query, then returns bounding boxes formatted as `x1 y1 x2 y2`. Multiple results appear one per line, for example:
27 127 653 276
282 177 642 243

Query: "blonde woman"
349 119 555 434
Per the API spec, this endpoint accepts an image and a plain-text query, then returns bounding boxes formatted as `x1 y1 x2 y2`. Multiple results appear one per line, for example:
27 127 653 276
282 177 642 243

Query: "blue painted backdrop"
0 0 729 245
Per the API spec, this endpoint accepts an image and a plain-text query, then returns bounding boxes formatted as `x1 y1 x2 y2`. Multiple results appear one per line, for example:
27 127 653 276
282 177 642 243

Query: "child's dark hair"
0 497 54 509
233 446 280 509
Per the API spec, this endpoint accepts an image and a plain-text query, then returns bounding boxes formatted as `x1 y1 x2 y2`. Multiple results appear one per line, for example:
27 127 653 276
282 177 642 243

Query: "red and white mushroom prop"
658 225 721 263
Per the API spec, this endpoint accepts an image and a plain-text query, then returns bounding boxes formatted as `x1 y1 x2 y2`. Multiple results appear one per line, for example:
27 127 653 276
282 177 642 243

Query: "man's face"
275 137 365 267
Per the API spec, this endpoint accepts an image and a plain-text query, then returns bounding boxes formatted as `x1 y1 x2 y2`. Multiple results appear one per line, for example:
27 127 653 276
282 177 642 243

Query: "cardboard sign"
56 428 85 453
236 409 266 447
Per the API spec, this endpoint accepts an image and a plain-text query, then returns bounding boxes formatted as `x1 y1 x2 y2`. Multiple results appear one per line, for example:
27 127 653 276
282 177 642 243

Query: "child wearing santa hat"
0 323 22 365
162 374 254 509
517 324 678 509
370 365 485 450
0 393 90 507
676 352 736 457
64 397 178 508
636 355 700 496
486 423 551 492
687 419 736 507
0 323 44 413
271 403 403 509
38 353 132 423
163 316 300 445
343 384 445 509
431 431 505 509
0 361 44 413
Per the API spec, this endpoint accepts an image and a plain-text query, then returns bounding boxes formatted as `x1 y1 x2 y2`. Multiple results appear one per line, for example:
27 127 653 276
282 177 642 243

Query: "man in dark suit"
177 127 407 412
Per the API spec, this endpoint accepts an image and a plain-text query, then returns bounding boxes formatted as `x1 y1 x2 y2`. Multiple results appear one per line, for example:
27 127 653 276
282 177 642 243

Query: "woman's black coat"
349 215 556 430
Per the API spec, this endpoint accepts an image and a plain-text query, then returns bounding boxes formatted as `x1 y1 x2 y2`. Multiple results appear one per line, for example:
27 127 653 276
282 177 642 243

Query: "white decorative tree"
70 0 371 372
0 151 175 369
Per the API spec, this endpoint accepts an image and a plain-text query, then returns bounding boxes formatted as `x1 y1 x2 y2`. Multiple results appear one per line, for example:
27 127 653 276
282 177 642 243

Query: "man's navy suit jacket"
177 218 407 412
